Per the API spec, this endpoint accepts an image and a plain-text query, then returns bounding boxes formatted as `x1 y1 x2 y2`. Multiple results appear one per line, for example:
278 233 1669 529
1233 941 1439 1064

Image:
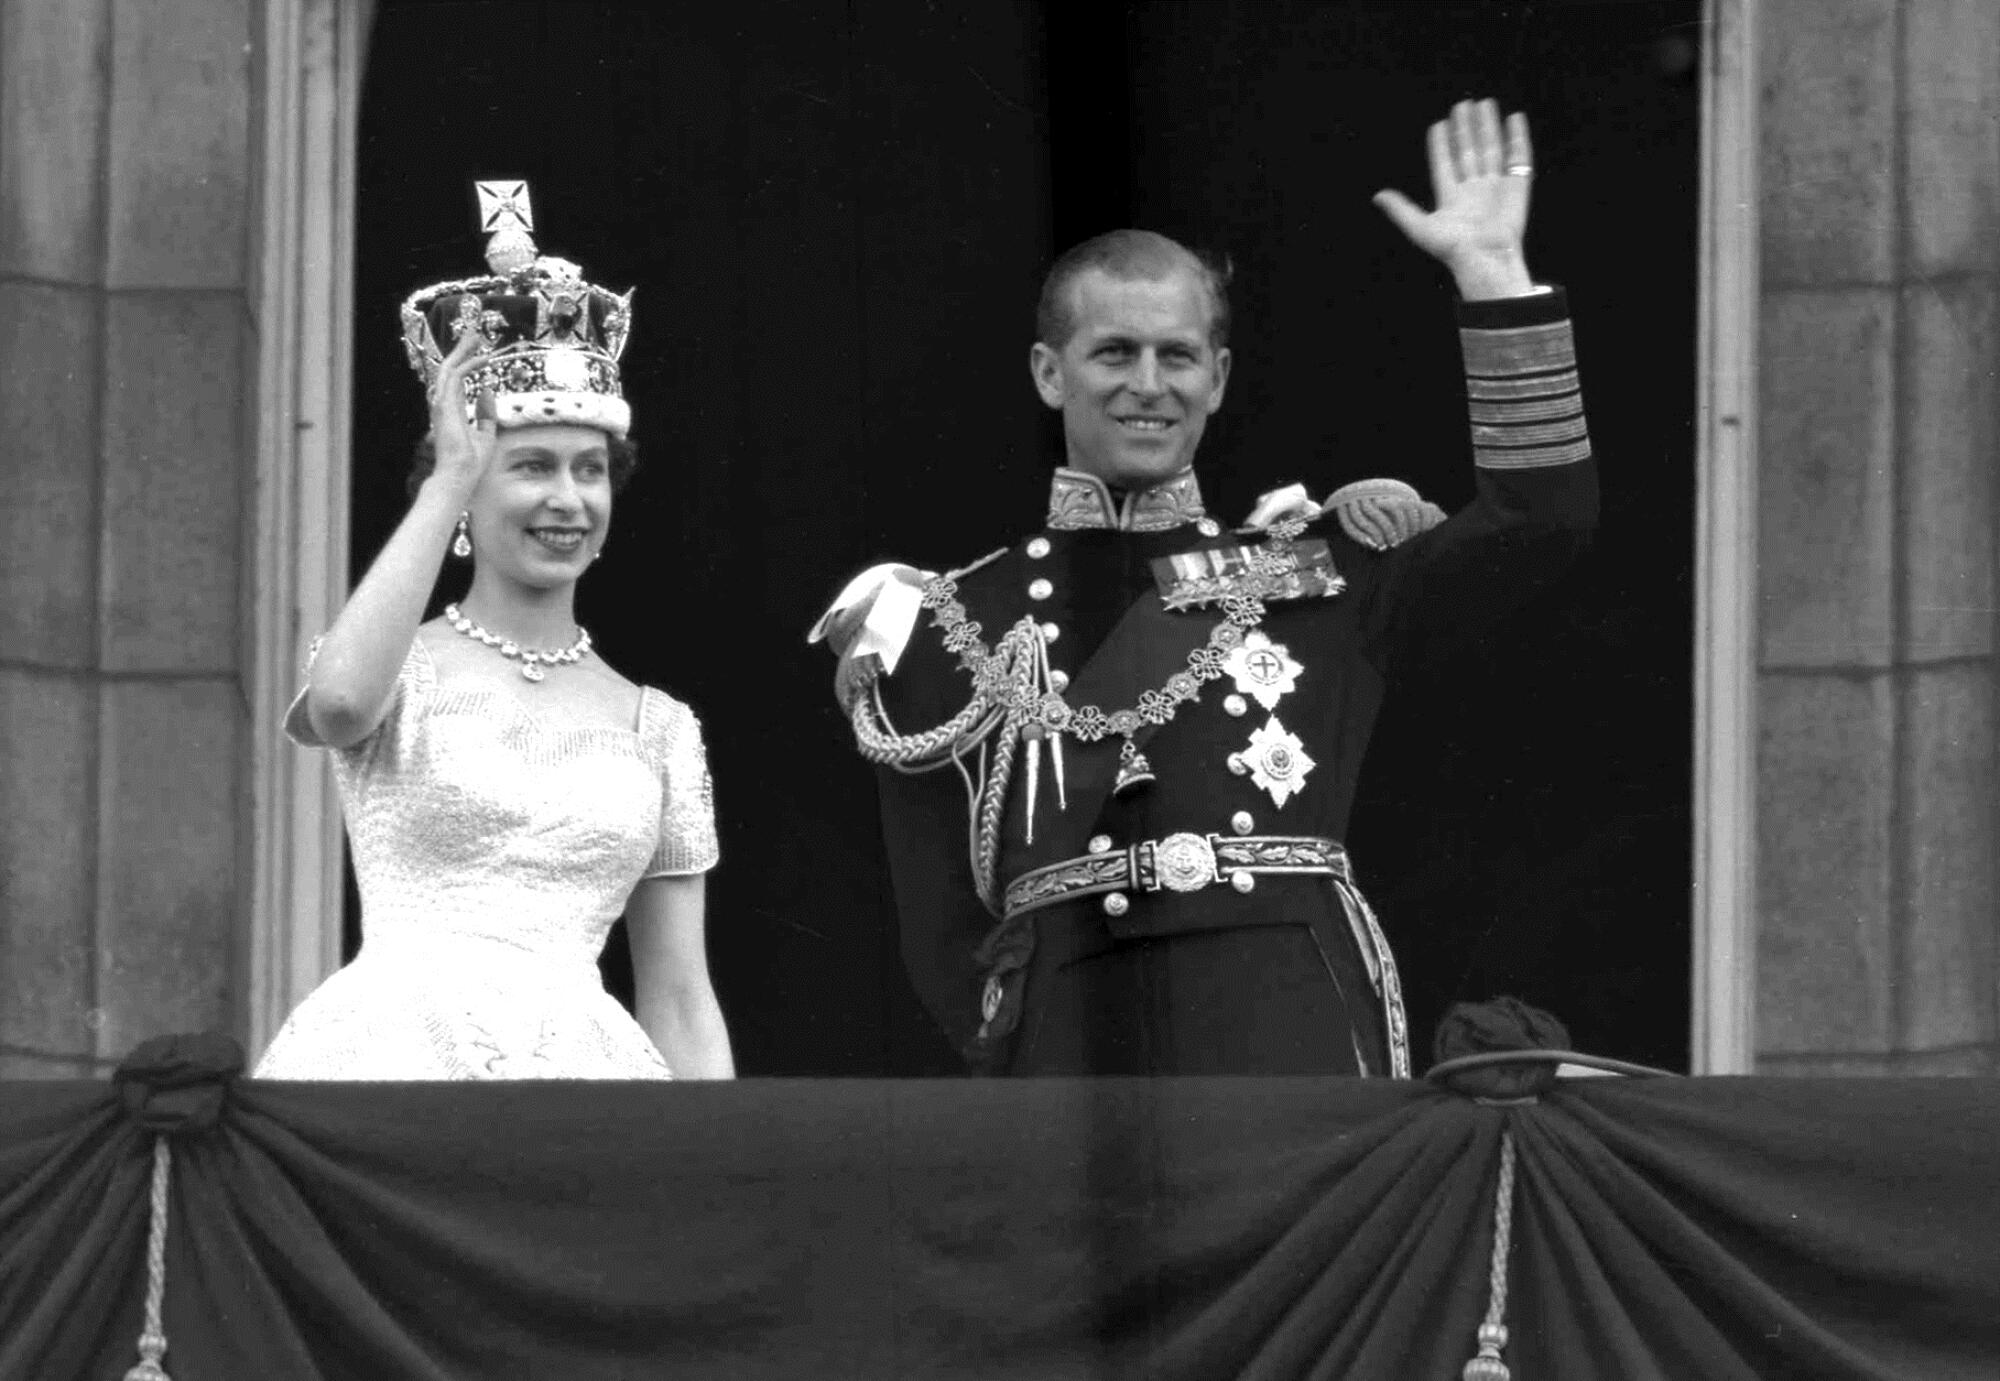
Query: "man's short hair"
1035 229 1234 351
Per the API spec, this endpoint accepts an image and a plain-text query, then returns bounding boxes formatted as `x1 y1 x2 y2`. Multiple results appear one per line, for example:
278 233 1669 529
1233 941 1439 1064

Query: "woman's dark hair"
406 431 641 499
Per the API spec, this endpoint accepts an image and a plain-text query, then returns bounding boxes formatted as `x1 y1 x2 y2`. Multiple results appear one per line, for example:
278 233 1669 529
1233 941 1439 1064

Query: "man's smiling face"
1030 266 1231 489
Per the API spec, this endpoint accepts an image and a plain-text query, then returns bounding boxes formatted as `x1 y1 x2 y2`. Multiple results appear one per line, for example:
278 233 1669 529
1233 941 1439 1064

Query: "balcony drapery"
3 1043 1995 1379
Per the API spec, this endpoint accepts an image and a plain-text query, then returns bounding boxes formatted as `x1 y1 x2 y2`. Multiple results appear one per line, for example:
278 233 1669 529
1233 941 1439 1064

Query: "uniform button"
1028 578 1053 601
1197 517 1221 537
1042 621 1061 642
1026 536 1051 559
1224 693 1248 717
1103 892 1130 917
1231 872 1256 894
1088 834 1113 854
1227 753 1249 776
1050 668 1070 692
1231 811 1255 835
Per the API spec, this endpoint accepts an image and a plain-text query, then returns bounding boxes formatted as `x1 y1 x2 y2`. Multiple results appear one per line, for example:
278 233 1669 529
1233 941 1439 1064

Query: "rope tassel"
124 1135 174 1381
1463 1129 1518 1381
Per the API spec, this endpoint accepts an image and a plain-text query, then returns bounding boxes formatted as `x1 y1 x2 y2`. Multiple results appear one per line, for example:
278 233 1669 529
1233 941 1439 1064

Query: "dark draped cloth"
4 1052 1997 1379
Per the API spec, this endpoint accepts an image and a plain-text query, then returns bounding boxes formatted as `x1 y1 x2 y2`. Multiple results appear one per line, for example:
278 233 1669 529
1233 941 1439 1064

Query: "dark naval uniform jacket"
847 289 1596 1077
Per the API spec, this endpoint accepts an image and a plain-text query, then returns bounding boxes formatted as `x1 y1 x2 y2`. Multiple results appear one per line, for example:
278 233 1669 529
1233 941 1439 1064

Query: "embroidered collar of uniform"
1045 467 1206 533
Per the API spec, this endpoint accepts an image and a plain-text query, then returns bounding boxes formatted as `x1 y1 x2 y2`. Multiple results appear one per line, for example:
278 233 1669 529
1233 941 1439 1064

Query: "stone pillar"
0 0 256 1075
1756 0 2000 1073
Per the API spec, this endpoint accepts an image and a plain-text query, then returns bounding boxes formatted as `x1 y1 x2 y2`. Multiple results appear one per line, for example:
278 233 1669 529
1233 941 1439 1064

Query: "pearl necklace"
444 604 592 682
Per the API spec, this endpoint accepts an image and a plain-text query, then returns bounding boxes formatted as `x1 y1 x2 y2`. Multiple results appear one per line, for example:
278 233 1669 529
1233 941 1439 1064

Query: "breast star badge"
1223 631 1304 711
1244 715 1314 807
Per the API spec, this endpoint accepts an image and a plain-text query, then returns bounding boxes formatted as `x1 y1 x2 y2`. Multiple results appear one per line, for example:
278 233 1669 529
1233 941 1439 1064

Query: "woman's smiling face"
465 423 612 589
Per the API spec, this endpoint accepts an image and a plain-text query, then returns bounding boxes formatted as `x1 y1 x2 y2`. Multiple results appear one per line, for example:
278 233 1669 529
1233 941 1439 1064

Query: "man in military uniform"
812 100 1595 1076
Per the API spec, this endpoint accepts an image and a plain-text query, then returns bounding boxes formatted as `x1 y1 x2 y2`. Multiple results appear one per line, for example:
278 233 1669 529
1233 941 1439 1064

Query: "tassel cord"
124 1135 174 1381
1461 1128 1519 1381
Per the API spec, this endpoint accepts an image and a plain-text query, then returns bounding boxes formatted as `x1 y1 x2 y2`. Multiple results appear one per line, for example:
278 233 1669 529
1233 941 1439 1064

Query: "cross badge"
476 180 534 234
1243 715 1315 808
1223 631 1303 711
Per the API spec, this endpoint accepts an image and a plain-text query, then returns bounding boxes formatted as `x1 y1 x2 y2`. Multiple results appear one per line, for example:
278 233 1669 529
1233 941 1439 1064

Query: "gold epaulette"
1320 479 1446 550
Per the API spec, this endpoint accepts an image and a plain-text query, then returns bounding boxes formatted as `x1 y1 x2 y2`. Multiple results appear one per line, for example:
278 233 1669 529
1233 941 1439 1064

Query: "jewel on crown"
398 180 635 437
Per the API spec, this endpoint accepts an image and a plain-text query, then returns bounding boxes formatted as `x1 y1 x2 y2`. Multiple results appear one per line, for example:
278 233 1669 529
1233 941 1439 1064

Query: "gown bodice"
254 638 718 1080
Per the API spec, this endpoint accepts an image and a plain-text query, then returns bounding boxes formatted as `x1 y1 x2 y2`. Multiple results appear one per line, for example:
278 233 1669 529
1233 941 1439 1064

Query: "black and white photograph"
2 1 1996 1376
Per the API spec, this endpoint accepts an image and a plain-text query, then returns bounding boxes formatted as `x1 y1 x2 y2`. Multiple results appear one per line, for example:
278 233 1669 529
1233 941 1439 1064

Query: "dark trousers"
1005 895 1389 1077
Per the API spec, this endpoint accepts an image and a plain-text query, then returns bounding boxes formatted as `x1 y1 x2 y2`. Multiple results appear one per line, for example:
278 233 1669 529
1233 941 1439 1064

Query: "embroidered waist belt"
1002 833 1350 921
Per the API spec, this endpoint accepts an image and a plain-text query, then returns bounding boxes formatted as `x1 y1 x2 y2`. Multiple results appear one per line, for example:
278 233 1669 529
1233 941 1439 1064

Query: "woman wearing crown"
255 184 733 1080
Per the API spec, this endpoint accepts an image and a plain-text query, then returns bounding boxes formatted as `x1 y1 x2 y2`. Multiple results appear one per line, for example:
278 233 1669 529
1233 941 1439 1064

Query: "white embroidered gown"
254 639 719 1080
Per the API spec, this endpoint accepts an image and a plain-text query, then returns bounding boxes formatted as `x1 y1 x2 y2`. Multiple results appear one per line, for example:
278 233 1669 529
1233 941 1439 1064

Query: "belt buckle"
1149 832 1218 893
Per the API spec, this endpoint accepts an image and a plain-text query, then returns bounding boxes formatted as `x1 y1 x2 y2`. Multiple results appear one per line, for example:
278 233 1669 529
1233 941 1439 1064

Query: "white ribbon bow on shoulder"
807 563 933 674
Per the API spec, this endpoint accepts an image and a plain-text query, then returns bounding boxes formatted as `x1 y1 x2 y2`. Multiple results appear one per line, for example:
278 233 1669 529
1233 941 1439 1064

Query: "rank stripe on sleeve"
1471 416 1589 448
1465 368 1580 401
1459 311 1591 472
1467 394 1581 424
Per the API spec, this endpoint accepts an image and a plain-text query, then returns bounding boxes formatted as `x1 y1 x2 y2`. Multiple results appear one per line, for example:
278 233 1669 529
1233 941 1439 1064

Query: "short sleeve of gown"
282 637 437 773
641 692 720 877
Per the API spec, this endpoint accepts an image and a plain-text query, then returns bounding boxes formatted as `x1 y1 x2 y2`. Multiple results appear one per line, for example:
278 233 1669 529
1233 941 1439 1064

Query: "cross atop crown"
476 180 533 235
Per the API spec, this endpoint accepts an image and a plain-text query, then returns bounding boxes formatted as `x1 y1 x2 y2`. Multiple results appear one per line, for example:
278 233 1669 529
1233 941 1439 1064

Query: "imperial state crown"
398 180 634 436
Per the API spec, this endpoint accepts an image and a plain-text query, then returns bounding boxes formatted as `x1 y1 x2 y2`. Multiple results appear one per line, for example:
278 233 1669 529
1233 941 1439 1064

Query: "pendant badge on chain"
1113 738 1156 797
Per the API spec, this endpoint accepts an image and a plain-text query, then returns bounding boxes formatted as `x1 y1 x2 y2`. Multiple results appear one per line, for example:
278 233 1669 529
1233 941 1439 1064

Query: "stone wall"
1756 0 2000 1073
0 0 257 1075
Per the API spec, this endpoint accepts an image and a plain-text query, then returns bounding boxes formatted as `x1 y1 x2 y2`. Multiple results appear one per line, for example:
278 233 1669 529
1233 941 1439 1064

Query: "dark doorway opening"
352 0 1699 1074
